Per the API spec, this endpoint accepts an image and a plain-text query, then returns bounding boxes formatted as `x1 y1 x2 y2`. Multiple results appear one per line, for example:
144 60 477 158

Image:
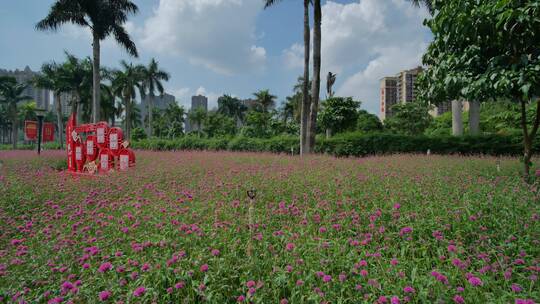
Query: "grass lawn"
0 150 538 303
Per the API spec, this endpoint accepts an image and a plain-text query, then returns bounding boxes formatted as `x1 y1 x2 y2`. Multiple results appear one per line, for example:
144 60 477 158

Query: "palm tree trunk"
54 92 63 148
300 0 311 156
468 100 480 135
92 32 101 123
125 97 131 141
451 99 463 136
308 0 322 152
148 93 154 138
11 112 17 149
72 92 80 123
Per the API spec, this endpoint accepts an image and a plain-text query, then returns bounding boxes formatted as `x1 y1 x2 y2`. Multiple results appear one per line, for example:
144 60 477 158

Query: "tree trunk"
520 98 540 181
326 128 331 139
11 115 17 149
451 99 463 136
469 100 480 135
55 92 63 149
125 97 131 141
308 0 322 152
148 93 154 138
92 32 101 123
72 92 80 123
300 0 310 156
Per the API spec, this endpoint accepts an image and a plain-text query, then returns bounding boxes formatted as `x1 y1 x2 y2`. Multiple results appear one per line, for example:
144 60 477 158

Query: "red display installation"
66 114 135 174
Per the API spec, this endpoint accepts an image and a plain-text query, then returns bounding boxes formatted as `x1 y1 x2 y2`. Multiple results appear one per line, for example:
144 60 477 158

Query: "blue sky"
0 0 431 114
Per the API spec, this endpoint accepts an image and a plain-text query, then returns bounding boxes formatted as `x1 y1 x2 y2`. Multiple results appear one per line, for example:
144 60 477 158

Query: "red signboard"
43 123 55 142
24 121 38 141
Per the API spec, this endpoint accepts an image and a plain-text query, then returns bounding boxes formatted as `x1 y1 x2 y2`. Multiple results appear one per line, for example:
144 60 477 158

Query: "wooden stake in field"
246 188 256 257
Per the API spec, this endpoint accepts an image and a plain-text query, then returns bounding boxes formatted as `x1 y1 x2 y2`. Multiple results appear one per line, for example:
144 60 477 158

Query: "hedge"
1 133 537 157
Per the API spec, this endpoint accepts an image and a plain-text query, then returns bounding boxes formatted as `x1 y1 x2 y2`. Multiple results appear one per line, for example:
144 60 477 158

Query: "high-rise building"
380 77 398 121
380 66 424 120
55 92 73 117
396 66 423 104
138 93 176 121
185 95 209 133
191 95 208 111
0 66 51 111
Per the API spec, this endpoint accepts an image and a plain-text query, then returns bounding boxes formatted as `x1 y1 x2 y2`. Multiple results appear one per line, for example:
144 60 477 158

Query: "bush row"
131 133 535 157
2 133 535 157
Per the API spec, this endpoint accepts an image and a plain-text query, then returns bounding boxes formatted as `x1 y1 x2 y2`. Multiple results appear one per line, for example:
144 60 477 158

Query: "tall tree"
0 77 31 149
37 0 139 123
61 53 93 122
34 62 68 148
217 95 247 125
112 61 144 140
253 89 277 113
418 0 540 179
308 0 322 152
265 0 311 155
139 58 170 138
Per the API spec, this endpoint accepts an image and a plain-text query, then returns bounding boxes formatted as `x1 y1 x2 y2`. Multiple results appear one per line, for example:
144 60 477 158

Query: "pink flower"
246 280 256 288
280 299 288 304
453 295 464 304
391 296 400 304
175 281 185 289
447 245 457 253
200 264 209 272
403 286 415 293
141 263 150 271
211 249 220 256
132 286 146 297
322 275 332 283
511 284 522 292
285 243 295 251
98 290 111 301
98 262 112 273
467 276 483 287
237 295 245 302
393 203 401 209
399 227 412 236
391 258 399 266
515 299 536 304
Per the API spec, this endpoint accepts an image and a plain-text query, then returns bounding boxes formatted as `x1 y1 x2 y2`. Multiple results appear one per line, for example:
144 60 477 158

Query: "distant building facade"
0 66 51 111
138 93 176 121
185 95 209 133
380 77 398 121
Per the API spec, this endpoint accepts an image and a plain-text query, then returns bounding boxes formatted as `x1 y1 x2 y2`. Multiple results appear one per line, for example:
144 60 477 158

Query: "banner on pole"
43 122 55 142
24 121 38 141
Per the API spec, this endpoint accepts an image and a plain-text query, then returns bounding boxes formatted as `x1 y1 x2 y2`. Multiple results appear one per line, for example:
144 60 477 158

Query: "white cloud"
139 0 266 75
282 43 304 70
282 0 431 113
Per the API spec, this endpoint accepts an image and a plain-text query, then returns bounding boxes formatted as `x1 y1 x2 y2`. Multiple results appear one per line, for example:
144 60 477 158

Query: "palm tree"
139 58 170 138
326 72 337 98
0 77 31 149
34 62 68 148
281 93 301 124
265 0 311 155
217 95 247 125
112 60 144 140
308 0 322 152
37 0 139 124
100 83 118 126
61 53 93 122
253 89 277 113
407 0 434 14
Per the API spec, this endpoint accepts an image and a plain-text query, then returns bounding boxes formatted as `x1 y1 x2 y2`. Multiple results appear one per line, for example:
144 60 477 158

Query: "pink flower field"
0 150 538 303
